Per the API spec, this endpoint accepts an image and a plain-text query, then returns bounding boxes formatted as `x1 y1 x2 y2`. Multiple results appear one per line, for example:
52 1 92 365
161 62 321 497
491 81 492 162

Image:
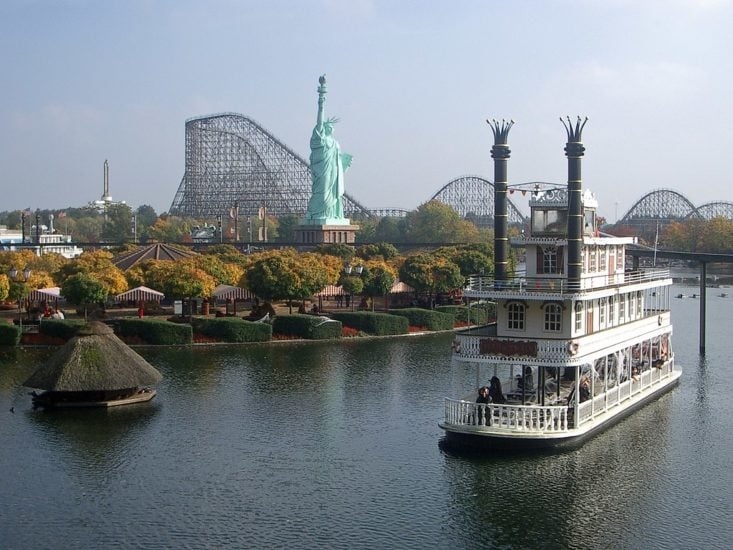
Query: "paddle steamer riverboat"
439 118 681 450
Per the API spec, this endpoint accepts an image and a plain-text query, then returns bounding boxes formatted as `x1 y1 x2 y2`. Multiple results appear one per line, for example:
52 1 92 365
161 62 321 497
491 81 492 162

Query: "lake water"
1 284 731 549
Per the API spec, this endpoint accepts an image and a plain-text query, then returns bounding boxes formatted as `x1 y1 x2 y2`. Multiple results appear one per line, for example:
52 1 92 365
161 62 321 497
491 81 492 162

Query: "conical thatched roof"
23 321 163 392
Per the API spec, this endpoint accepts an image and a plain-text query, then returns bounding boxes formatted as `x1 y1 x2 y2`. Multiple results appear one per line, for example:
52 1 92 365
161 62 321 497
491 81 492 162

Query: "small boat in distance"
439 118 681 451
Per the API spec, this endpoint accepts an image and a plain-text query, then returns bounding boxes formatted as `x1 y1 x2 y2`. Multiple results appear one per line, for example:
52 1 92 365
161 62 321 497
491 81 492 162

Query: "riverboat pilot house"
440 118 680 450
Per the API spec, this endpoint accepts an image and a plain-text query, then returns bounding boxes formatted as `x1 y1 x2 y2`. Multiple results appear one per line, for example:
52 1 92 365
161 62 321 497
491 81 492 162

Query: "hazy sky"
1 0 731 220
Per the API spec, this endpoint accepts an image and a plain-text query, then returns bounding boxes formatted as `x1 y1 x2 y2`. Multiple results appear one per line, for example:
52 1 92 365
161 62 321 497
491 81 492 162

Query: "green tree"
357 242 399 261
273 214 300 243
403 200 480 244
102 203 134 243
61 272 108 318
135 204 158 241
361 260 397 311
313 243 355 263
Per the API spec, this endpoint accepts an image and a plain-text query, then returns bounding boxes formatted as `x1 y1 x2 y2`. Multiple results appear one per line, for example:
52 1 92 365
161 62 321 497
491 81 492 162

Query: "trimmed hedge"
191 317 272 343
272 314 342 340
330 311 409 336
389 308 454 331
39 319 88 341
117 318 193 345
437 303 495 325
0 322 20 346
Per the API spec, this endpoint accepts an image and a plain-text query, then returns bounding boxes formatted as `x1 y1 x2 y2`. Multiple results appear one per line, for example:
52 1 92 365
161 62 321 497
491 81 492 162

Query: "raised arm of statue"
316 75 327 130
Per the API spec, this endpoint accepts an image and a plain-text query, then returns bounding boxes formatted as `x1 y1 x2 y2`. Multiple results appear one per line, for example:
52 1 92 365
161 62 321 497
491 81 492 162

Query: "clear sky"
1 0 731 221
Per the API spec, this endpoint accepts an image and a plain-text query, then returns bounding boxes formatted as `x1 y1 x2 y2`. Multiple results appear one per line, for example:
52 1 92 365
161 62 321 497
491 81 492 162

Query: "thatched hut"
24 321 163 409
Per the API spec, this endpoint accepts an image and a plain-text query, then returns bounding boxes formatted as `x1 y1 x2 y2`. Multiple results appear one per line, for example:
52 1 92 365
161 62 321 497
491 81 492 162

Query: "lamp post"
343 264 363 311
8 266 31 331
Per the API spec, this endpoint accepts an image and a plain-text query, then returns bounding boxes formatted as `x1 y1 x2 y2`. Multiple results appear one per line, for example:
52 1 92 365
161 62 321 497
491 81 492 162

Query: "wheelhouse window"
507 302 526 331
531 208 567 236
544 303 562 332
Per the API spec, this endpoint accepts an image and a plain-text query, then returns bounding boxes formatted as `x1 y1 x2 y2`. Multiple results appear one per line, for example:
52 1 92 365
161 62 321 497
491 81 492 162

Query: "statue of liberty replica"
295 75 359 244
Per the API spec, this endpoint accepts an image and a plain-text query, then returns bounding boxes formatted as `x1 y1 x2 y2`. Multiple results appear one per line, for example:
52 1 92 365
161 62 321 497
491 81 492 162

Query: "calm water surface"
1 285 731 549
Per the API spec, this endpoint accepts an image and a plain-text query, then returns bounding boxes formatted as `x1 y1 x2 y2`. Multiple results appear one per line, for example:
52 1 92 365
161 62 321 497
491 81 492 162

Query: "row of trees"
0 200 495 246
0 241 505 315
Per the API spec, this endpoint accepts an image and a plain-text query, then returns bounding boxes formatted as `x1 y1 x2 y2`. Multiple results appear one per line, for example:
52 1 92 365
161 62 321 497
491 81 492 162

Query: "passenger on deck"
516 366 534 392
488 376 506 404
475 386 490 426
579 377 591 402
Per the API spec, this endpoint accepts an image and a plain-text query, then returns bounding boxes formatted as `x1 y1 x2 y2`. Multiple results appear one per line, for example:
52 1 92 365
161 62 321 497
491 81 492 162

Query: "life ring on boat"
451 338 462 353
567 341 579 356
658 315 663 326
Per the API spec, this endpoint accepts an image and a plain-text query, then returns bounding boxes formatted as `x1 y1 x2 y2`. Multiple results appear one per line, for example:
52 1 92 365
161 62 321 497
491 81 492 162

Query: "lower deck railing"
444 359 677 434
443 400 569 432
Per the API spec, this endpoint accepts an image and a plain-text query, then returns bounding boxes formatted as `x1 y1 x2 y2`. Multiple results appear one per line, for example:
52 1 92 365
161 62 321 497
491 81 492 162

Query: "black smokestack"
488 119 514 287
561 116 588 288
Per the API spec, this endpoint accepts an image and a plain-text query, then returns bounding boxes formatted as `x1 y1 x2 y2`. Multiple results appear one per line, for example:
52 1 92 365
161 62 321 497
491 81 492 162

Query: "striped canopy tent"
314 284 345 297
212 284 253 315
390 281 415 294
29 286 63 302
28 286 64 312
115 286 165 303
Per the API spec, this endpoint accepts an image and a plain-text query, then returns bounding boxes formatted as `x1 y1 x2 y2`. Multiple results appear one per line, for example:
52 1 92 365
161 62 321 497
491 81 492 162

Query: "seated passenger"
488 376 505 404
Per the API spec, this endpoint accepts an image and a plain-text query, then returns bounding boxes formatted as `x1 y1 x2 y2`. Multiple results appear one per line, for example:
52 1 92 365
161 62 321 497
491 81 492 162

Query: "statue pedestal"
293 223 360 245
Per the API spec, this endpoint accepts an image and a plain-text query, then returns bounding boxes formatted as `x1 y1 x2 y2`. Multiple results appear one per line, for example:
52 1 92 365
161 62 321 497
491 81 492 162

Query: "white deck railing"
464 268 670 296
444 359 676 434
443 400 569 432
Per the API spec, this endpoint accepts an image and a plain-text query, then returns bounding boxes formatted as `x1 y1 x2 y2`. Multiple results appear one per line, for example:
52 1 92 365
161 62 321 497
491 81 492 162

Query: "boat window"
574 301 583 331
507 302 525 331
599 297 607 327
536 245 563 275
544 303 562 332
619 294 626 323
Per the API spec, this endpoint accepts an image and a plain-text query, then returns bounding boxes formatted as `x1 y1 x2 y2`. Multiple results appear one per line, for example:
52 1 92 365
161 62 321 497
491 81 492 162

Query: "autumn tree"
242 249 341 312
399 253 464 308
55 249 128 296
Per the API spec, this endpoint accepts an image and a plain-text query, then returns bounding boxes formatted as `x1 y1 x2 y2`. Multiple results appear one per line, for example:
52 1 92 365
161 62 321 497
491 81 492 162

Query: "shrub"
272 314 342 340
191 317 272 343
0 323 20 346
39 319 88 341
330 311 408 336
437 302 495 325
389 308 454 331
117 318 193 345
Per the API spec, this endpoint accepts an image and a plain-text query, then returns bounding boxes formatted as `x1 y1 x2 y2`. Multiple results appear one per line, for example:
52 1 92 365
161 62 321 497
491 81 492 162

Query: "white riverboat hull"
440 369 681 452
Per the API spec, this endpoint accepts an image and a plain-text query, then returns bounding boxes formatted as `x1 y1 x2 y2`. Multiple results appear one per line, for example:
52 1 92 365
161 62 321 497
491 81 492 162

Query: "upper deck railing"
465 268 671 295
